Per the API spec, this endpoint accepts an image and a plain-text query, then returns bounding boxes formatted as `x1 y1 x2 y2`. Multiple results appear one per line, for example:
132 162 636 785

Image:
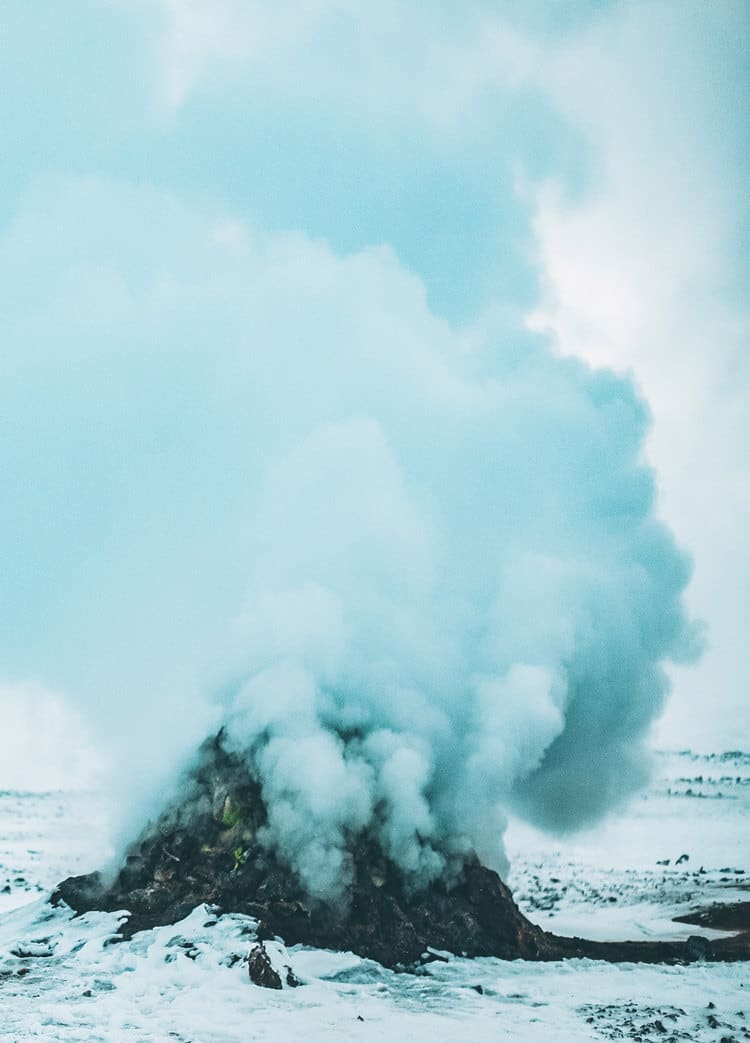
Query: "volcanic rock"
247 944 282 989
52 734 750 968
54 734 549 965
674 901 750 933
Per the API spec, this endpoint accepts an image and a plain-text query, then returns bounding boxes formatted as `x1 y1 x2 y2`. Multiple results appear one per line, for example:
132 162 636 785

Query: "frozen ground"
0 749 747 1042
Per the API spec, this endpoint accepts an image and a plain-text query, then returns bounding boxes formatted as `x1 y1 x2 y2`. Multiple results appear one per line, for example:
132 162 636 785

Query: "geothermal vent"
54 733 750 968
53 734 551 966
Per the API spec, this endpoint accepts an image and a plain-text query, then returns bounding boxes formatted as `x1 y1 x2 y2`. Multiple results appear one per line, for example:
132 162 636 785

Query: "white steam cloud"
0 177 698 897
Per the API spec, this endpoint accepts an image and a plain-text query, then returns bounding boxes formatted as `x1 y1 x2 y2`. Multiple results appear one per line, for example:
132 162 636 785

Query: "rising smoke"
0 177 699 898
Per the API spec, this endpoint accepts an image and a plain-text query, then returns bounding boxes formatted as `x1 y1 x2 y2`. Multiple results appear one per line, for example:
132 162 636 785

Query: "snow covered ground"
0 749 747 1042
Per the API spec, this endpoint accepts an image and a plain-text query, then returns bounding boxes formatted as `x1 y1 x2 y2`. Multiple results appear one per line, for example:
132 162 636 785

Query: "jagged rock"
284 965 301 988
247 940 301 988
52 733 750 968
247 943 282 989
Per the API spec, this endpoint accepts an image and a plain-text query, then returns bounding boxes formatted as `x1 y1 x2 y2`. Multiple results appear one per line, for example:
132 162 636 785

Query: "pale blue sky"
0 1 597 322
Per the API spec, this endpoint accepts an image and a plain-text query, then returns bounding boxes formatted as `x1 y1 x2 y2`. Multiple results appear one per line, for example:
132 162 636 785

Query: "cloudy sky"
1 1 747 793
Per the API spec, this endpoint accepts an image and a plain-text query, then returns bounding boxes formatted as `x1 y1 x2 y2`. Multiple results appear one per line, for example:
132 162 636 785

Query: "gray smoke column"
0 177 699 898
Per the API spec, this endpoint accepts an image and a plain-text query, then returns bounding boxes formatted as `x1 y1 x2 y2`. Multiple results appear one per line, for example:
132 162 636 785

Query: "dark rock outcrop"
52 734 750 968
53 735 550 965
247 944 282 989
246 943 301 989
674 901 750 933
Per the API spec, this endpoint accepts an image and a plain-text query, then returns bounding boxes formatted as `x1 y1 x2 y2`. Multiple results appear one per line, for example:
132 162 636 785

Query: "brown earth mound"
53 734 750 968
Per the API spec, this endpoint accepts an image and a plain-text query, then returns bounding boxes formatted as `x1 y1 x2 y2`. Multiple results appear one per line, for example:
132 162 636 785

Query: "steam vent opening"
53 734 750 968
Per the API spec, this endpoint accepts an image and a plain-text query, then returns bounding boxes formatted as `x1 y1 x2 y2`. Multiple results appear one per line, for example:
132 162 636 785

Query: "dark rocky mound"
54 735 551 965
674 901 750 933
53 735 750 968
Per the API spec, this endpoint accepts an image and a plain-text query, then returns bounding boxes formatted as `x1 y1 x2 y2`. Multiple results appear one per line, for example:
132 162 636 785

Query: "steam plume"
0 177 698 897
